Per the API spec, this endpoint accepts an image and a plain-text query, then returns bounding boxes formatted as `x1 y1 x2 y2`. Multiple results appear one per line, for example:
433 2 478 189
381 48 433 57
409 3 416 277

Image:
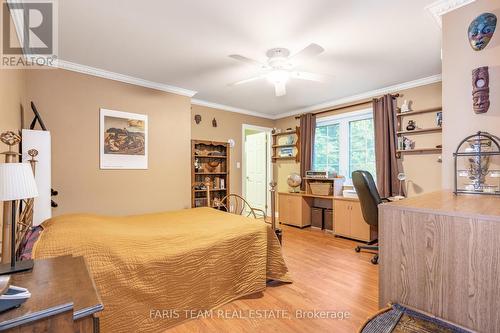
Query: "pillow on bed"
19 226 43 261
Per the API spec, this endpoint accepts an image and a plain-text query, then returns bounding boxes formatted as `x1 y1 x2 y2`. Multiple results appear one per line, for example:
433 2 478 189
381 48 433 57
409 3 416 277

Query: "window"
313 109 376 183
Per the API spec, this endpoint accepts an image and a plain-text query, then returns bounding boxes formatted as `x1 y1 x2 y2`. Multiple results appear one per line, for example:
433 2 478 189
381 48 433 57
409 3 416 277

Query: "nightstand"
0 256 103 332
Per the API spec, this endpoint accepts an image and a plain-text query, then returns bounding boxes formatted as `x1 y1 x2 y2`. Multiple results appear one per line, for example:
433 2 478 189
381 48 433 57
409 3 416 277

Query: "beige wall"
0 69 25 133
442 0 500 188
0 68 26 230
274 82 443 196
24 69 192 216
191 105 274 197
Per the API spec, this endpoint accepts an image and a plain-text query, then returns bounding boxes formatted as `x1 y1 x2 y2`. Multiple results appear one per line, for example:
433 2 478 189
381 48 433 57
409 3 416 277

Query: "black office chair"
352 170 389 265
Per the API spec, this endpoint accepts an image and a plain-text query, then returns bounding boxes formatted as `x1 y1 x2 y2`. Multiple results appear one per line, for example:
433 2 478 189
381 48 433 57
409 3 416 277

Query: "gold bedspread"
33 207 290 333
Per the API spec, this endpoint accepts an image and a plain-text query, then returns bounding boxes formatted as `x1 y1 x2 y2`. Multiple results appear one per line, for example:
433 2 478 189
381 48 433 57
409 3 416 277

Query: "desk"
0 256 103 332
379 191 500 333
278 192 376 242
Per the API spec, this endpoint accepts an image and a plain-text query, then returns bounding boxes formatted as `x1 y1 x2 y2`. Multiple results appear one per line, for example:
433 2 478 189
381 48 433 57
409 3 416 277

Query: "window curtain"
373 95 402 197
299 113 316 191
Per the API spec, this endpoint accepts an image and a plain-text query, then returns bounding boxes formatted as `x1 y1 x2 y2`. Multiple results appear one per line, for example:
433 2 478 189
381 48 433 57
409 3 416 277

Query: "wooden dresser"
379 191 500 333
0 256 103 332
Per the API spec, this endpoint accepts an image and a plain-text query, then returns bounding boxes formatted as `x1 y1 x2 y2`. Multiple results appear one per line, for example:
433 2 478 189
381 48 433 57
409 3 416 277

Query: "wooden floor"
169 226 379 333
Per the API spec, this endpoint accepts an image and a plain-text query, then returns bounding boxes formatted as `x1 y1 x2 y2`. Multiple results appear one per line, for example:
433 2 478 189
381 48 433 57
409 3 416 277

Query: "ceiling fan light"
267 70 290 85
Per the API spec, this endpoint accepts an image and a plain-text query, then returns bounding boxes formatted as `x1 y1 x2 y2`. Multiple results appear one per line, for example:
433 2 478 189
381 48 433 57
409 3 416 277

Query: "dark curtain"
373 95 402 197
299 113 316 191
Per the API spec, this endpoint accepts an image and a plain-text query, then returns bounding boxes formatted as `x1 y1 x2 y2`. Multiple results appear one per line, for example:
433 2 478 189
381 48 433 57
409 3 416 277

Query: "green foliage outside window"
313 124 340 172
313 116 376 180
349 119 376 176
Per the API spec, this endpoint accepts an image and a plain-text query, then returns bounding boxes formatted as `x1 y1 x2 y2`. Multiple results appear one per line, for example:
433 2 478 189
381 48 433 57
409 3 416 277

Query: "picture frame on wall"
100 108 148 169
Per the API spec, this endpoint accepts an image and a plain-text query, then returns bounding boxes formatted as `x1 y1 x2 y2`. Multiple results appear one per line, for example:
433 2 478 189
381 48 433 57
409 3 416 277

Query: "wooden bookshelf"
272 126 301 163
191 140 230 208
194 155 227 159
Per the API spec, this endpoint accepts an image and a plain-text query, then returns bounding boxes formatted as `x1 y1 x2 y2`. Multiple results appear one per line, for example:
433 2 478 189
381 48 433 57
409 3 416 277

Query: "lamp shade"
0 163 38 201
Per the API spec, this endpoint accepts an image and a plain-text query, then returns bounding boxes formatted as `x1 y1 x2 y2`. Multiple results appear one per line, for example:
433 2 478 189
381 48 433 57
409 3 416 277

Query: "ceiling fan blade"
228 75 265 86
291 71 325 82
229 54 268 69
291 43 325 63
274 82 287 97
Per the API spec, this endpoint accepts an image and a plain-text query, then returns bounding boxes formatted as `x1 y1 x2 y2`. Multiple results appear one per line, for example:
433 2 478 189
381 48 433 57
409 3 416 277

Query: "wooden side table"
0 256 103 332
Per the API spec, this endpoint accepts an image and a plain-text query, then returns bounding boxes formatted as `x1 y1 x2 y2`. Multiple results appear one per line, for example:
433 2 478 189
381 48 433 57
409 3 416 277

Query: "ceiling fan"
228 43 325 97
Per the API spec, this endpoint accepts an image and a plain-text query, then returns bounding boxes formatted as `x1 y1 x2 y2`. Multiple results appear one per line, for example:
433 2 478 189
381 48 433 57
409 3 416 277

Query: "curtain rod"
294 93 400 119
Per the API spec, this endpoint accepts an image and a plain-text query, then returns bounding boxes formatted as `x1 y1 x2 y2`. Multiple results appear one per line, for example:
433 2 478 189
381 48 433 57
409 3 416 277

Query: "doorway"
242 124 273 215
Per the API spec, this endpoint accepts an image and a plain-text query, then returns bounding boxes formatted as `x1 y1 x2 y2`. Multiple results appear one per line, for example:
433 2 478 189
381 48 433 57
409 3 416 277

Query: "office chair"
352 170 389 265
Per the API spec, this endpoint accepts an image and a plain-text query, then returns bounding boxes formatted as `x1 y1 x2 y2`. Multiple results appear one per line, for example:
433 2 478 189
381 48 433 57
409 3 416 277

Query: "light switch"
236 162 241 169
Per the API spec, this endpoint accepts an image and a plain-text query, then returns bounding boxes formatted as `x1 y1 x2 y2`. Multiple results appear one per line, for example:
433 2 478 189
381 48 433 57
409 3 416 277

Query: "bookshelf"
191 140 230 207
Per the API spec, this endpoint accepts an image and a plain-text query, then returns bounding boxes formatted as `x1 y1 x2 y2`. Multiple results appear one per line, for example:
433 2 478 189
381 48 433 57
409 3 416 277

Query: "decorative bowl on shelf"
206 160 220 172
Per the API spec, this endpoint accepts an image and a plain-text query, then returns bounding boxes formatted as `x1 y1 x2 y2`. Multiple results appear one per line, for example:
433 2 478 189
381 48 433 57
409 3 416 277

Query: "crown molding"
273 74 443 119
191 99 275 119
52 60 197 97
426 0 476 28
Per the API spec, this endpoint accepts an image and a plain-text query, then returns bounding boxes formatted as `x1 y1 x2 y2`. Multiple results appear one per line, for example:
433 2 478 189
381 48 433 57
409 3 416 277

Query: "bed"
32 207 290 333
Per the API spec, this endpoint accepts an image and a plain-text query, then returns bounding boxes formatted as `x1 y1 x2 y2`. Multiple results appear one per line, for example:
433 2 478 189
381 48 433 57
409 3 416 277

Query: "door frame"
242 124 273 216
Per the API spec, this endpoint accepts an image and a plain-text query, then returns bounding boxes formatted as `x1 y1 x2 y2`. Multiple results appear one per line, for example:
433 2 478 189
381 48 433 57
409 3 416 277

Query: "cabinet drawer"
334 200 351 237
278 194 311 228
278 195 289 224
349 201 370 241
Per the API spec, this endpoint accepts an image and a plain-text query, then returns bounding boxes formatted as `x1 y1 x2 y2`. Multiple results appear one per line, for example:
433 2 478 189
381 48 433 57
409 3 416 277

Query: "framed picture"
100 108 148 169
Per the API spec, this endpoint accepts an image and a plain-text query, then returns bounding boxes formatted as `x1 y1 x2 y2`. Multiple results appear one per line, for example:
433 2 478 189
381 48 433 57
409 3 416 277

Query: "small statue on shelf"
403 137 414 150
436 112 443 127
400 100 412 113
406 120 416 131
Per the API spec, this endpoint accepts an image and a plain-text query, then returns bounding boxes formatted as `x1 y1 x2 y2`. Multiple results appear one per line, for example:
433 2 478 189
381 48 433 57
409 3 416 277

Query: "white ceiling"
57 0 442 118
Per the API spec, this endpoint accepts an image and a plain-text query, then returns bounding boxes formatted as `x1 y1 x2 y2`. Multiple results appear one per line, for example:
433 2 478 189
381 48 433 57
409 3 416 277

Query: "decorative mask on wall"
194 114 202 124
468 13 497 51
472 66 490 114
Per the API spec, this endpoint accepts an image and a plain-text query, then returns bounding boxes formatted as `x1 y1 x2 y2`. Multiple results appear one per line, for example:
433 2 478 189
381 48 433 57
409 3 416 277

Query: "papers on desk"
342 189 358 198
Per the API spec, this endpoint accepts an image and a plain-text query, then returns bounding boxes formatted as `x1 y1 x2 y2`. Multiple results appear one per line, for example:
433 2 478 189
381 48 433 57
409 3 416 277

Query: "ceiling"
57 0 442 118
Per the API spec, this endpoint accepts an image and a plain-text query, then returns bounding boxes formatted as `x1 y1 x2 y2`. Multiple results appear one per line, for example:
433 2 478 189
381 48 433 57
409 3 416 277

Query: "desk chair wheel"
355 246 361 253
371 255 379 265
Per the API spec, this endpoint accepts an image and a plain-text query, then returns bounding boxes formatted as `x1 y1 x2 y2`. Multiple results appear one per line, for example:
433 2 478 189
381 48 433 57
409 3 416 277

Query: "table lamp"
0 163 38 275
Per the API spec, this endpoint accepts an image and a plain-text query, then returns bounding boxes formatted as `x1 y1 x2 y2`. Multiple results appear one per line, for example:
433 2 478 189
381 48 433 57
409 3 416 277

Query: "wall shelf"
396 148 442 158
272 130 297 137
272 144 296 148
272 126 301 163
396 106 442 159
397 127 442 135
271 156 297 161
396 107 442 117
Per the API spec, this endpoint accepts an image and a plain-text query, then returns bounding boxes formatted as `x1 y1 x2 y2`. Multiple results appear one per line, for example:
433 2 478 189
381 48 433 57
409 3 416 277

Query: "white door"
245 132 267 211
